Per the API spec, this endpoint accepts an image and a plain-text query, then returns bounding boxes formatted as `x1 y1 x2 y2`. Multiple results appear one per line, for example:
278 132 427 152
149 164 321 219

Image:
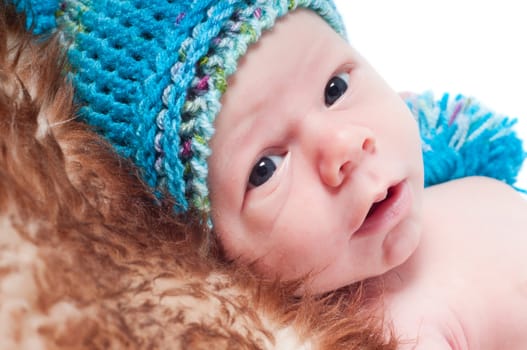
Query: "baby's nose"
317 124 376 187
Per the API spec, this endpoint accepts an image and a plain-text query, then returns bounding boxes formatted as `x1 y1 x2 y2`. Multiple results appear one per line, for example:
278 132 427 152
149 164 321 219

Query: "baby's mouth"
366 186 395 219
354 181 409 235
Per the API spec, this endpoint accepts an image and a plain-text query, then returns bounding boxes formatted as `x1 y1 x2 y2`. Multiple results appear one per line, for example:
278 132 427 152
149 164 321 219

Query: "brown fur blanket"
0 4 395 349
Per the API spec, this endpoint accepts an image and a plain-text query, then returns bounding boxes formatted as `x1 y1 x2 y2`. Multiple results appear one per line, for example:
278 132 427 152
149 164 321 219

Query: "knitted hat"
20 0 346 217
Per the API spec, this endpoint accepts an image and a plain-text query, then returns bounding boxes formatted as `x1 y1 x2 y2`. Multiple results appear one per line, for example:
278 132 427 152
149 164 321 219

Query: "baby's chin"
381 218 422 269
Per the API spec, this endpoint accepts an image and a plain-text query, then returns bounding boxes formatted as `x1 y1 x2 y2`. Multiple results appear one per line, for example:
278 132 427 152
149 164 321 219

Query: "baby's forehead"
221 12 350 107
208 11 352 210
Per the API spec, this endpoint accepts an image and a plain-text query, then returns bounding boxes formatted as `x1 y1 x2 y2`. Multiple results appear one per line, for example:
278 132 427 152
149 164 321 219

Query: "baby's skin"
207 9 527 349
386 177 527 349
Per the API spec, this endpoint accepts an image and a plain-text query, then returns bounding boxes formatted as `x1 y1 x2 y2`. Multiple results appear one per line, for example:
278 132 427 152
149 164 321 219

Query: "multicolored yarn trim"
51 0 346 217
10 1 525 224
158 0 345 214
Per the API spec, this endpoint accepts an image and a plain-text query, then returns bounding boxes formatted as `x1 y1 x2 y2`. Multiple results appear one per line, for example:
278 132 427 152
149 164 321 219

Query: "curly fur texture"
0 4 396 349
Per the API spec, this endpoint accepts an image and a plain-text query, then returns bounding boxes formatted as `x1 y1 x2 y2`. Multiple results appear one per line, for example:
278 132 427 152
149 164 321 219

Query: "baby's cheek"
255 240 310 281
253 249 297 280
215 228 243 261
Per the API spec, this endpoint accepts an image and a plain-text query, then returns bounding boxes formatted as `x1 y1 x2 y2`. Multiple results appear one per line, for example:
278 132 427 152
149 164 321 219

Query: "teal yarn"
406 92 525 189
12 0 58 34
10 1 526 220
13 0 346 216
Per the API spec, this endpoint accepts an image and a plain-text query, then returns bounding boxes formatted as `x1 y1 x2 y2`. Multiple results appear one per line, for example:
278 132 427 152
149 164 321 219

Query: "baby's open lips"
354 181 408 236
366 187 394 219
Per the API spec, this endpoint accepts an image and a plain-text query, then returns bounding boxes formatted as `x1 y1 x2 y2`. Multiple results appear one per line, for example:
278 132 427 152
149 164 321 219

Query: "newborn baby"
207 9 527 349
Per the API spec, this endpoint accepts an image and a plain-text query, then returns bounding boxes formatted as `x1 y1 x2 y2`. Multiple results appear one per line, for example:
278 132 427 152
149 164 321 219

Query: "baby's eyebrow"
212 115 256 181
228 87 275 142
237 88 272 121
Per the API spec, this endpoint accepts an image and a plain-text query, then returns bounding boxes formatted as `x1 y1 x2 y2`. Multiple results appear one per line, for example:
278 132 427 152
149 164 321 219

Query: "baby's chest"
387 233 527 349
398 178 527 348
384 292 469 349
386 282 527 350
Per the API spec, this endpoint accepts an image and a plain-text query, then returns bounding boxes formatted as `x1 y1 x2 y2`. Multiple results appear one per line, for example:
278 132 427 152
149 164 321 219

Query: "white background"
333 0 527 186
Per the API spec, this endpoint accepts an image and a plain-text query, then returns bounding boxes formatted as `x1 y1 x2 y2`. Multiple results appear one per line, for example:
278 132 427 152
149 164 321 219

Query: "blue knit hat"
17 0 346 217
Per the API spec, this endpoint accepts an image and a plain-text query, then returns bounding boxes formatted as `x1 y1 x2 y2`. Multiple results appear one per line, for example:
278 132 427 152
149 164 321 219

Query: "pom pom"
406 92 526 188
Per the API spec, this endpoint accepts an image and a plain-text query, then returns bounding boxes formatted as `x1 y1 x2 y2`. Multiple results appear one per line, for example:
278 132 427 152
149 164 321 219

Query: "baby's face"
208 10 424 294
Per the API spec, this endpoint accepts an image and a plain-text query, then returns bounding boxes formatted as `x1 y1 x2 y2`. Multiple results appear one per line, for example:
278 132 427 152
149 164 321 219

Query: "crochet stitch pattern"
18 0 346 216
12 0 525 223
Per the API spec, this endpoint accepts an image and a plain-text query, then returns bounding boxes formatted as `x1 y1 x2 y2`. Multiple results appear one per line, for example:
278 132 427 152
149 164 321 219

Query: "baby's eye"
248 155 284 188
324 72 349 106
